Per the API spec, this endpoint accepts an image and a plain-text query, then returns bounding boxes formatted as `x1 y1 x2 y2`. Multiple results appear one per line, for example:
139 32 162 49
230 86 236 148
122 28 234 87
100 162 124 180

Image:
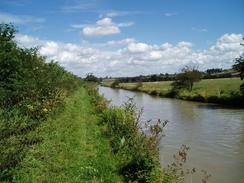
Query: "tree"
206 68 223 75
111 79 120 87
84 73 100 82
233 37 244 94
172 66 202 91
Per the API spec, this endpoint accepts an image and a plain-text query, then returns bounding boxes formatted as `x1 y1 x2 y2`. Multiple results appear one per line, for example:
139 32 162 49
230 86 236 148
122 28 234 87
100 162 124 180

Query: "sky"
0 0 244 77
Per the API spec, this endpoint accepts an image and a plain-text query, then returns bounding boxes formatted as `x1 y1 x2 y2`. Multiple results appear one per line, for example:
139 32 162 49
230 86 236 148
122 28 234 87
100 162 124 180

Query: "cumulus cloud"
107 38 135 46
82 17 133 36
15 33 244 77
0 11 45 24
128 42 151 53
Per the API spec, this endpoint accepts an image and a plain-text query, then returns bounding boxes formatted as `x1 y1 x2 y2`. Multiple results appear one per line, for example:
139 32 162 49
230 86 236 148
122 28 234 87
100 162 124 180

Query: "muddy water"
99 86 244 183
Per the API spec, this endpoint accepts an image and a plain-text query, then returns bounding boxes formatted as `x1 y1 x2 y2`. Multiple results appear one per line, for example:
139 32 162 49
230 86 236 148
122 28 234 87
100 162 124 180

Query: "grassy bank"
9 85 174 183
11 87 122 182
1 24 173 183
102 78 244 106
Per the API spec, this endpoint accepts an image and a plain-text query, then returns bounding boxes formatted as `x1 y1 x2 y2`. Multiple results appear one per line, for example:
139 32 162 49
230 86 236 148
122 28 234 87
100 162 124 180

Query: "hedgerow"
0 24 82 181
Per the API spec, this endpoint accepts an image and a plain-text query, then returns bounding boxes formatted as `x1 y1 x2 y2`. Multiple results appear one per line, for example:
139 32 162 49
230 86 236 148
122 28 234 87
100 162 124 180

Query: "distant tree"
233 37 244 94
172 66 202 91
233 56 244 79
111 79 120 87
84 73 100 82
206 68 223 75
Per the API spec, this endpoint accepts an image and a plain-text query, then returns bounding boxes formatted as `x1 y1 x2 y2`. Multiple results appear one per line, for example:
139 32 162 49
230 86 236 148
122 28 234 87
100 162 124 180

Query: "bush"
150 90 158 96
111 80 120 87
100 98 165 182
0 23 82 181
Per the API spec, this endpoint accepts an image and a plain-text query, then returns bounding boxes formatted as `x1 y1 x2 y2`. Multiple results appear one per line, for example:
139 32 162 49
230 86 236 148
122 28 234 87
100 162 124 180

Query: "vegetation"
205 68 222 75
172 66 202 91
1 23 186 183
87 84 211 183
84 73 100 82
102 68 238 84
86 84 192 183
0 23 84 181
103 78 244 106
111 79 121 87
12 87 122 182
233 37 244 94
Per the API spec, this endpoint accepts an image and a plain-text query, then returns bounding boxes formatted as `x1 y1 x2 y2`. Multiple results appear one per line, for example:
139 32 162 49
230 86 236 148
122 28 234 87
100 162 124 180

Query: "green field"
103 78 244 105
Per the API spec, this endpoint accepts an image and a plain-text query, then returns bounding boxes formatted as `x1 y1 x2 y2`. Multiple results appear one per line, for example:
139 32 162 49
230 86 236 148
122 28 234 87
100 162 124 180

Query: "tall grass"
86 84 169 182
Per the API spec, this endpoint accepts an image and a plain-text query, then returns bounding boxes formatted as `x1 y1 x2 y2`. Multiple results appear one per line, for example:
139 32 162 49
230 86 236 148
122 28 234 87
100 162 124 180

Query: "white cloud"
0 11 45 24
82 17 133 36
40 41 59 56
128 42 151 53
96 17 112 26
148 51 162 60
83 25 120 36
107 38 135 46
15 33 244 77
15 34 40 47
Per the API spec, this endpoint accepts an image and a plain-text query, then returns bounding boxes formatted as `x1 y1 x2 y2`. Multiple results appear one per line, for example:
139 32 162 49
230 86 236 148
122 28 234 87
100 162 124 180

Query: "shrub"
111 80 120 87
0 23 82 181
150 90 158 96
100 98 165 182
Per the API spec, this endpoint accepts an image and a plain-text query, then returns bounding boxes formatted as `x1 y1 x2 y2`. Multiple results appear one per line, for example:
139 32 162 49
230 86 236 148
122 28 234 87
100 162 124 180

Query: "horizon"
0 0 244 77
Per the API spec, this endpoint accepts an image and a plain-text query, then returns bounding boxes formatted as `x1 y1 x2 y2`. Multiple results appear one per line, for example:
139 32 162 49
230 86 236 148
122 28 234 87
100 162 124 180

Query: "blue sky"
0 0 244 76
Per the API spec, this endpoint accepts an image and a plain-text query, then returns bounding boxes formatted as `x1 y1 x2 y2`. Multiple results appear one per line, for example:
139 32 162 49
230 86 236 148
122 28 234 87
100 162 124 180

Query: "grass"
188 78 242 95
103 78 244 105
12 87 122 182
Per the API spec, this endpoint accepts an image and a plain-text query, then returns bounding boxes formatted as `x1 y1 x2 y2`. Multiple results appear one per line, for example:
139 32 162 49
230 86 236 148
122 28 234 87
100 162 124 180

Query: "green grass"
105 78 243 105
12 87 122 183
190 78 242 95
119 78 242 95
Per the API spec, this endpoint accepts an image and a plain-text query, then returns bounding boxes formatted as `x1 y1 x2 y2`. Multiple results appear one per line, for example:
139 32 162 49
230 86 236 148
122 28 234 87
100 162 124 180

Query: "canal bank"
99 86 244 183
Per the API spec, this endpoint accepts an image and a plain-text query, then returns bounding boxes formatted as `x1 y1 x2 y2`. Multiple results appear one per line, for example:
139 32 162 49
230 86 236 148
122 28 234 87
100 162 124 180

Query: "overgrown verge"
0 24 82 181
11 87 122 182
85 83 176 183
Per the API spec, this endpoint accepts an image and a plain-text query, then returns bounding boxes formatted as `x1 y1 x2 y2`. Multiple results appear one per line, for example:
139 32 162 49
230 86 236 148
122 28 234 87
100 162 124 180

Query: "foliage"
233 56 244 80
84 73 100 82
0 23 82 181
105 73 176 84
111 79 121 87
99 97 167 182
11 88 122 182
233 37 244 94
172 66 202 91
205 68 223 75
115 78 244 106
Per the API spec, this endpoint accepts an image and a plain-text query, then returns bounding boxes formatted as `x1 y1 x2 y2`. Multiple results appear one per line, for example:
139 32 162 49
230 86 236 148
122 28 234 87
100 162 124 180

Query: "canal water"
99 86 244 183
